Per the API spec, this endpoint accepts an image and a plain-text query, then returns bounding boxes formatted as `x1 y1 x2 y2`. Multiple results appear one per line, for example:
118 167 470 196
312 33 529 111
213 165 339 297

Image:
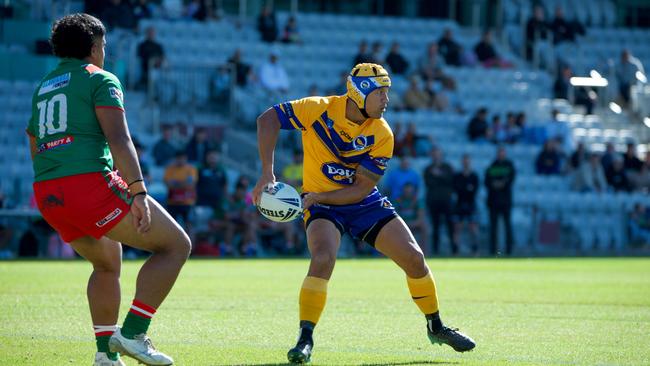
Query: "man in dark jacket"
424 147 458 255
453 154 480 254
485 147 516 255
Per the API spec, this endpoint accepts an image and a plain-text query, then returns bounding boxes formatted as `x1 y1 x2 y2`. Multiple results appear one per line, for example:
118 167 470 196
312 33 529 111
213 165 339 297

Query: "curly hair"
50 13 105 59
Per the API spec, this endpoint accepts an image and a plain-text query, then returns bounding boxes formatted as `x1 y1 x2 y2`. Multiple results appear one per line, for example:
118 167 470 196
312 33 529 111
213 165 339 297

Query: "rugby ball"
257 182 303 222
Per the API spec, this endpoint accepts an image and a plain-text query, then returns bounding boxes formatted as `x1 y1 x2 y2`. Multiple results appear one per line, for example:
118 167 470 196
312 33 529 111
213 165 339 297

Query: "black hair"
50 13 105 59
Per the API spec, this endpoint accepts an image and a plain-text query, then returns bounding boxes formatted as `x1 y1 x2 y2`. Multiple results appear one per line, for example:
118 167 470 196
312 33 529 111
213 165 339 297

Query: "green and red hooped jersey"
27 58 125 182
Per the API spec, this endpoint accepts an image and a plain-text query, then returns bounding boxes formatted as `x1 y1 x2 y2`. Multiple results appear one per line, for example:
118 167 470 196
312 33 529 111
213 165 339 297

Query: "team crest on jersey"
38 73 70 95
322 162 355 185
352 135 368 150
109 87 123 102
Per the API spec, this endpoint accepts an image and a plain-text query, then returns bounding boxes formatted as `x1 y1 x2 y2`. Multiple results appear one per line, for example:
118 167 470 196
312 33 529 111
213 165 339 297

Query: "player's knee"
92 258 121 275
404 245 427 272
311 251 336 271
175 232 192 260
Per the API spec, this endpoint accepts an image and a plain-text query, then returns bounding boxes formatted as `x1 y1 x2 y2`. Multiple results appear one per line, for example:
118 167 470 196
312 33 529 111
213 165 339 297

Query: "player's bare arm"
253 107 282 205
304 165 380 208
96 107 150 233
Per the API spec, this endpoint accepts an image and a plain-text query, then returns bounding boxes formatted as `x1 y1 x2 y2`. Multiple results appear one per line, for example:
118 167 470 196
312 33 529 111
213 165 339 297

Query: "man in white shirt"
259 52 290 94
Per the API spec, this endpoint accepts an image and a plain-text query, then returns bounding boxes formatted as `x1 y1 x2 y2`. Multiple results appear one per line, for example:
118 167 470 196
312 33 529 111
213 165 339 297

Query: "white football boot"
108 327 173 366
93 352 126 366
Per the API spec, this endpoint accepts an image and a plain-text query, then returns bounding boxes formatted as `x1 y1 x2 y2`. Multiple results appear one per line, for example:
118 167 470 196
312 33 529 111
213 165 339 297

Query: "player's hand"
252 171 276 206
131 194 151 234
302 192 321 210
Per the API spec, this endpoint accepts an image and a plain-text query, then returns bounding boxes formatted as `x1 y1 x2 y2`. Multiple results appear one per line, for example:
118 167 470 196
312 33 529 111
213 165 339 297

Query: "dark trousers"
489 205 513 255
428 200 457 255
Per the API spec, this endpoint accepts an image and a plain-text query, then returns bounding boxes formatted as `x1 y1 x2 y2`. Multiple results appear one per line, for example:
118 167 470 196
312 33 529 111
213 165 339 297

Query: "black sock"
298 321 314 342
426 312 443 332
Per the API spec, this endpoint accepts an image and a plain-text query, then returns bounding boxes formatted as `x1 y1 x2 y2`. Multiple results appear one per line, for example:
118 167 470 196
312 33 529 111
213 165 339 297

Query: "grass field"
0 258 649 366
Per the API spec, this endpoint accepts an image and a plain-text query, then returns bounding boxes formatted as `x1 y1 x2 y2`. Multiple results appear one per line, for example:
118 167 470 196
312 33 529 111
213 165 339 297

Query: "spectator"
535 139 562 175
137 26 165 87
100 0 136 30
474 30 512 68
385 157 420 200
525 5 551 61
505 112 521 143
228 49 253 88
186 0 210 21
134 141 151 183
259 52 290 94
398 122 431 157
630 152 650 192
282 150 303 189
393 183 430 254
281 16 301 44
485 146 515 255
370 41 384 65
224 181 258 256
624 142 643 173
257 5 278 43
385 41 409 75
490 115 507 144
554 65 572 100
546 109 571 150
132 0 154 23
327 71 348 95
572 153 607 192
186 127 218 165
212 64 231 103
424 147 458 255
164 150 198 229
308 84 319 96
606 157 632 192
352 40 373 66
467 108 490 142
403 77 431 111
153 125 179 166
628 203 650 246
551 6 573 44
196 150 228 209
601 142 618 172
616 50 645 106
569 142 588 171
438 28 462 66
575 85 597 115
423 79 449 112
438 77 464 113
453 154 480 255
419 42 445 82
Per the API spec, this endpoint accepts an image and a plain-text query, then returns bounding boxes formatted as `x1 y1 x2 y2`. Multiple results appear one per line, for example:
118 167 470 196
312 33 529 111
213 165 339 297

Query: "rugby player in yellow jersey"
253 63 475 363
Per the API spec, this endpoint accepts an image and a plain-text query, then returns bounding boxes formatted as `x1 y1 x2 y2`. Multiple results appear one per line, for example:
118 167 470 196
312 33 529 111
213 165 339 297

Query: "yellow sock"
407 271 439 315
299 276 328 325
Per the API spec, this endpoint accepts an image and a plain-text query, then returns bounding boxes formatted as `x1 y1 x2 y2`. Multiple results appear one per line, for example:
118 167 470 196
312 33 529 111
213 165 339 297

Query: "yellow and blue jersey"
273 95 394 194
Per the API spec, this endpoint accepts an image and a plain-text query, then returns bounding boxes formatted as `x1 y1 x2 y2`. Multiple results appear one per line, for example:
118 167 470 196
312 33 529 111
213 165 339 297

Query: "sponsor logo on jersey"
37 136 74 153
322 162 355 185
96 208 122 227
38 73 70 95
109 87 123 102
372 156 389 169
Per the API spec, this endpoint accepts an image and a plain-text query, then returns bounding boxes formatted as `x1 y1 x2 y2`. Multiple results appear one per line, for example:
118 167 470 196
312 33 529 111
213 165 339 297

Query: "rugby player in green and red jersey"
27 14 190 366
